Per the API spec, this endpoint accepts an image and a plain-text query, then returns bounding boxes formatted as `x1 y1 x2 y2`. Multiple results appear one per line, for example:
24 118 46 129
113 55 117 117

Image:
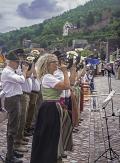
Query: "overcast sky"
0 0 90 33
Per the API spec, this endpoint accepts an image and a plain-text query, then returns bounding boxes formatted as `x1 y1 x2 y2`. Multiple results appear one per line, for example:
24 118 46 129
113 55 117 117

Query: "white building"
63 21 73 36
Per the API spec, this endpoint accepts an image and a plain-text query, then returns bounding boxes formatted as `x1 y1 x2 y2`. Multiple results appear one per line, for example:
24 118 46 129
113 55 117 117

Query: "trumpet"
22 50 40 70
28 49 40 63
20 56 34 71
24 49 40 63
20 49 41 70
21 56 35 71
26 56 35 63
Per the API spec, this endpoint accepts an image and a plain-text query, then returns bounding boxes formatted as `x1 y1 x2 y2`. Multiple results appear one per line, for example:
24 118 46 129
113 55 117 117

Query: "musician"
1 50 28 163
53 51 74 156
15 60 34 153
30 53 70 163
25 64 40 135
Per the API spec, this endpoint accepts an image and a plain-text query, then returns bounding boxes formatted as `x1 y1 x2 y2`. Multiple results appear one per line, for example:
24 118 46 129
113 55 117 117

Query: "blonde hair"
35 53 57 79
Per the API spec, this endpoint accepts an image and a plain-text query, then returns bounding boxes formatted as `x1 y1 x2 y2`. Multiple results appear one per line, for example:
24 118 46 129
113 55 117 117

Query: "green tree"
85 11 95 26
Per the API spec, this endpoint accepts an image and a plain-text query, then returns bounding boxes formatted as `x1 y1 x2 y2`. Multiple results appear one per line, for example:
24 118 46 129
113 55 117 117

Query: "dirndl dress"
30 74 62 163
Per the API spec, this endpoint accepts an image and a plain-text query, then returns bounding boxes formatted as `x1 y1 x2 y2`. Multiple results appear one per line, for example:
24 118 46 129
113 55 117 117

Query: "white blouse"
42 74 61 88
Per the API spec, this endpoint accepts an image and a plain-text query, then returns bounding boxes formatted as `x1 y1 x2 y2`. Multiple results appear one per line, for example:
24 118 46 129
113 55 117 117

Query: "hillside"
0 0 120 50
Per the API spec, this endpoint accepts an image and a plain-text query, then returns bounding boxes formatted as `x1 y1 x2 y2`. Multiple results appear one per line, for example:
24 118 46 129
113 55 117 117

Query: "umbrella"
86 58 100 65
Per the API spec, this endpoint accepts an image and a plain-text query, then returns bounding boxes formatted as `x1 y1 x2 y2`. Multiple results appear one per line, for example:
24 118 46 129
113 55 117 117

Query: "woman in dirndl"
30 53 70 163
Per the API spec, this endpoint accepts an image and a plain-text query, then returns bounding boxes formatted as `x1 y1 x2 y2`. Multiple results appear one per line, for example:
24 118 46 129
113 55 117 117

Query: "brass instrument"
26 56 35 63
24 49 40 63
22 49 40 70
30 50 40 62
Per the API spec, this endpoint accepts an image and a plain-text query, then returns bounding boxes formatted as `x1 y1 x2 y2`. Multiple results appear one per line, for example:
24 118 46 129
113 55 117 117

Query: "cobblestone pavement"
0 76 120 163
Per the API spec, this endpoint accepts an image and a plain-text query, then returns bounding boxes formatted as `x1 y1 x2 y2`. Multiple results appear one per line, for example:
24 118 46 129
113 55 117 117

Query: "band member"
25 64 40 135
30 53 70 163
14 62 33 153
1 50 28 163
53 51 73 157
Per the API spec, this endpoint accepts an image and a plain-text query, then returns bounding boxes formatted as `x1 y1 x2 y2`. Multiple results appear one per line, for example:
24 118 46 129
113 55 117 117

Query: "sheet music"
102 90 115 108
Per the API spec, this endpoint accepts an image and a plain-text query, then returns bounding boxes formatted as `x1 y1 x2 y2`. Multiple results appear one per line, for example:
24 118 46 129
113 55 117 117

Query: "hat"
5 50 20 61
5 49 24 61
52 50 65 60
14 48 24 56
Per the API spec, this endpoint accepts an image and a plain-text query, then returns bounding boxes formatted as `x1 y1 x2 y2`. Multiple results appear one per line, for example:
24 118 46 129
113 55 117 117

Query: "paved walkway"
0 76 120 163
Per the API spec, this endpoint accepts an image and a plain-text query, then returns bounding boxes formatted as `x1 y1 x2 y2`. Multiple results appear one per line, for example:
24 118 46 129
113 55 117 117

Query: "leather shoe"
62 153 67 158
5 156 23 163
22 137 29 142
24 131 32 137
20 140 28 145
14 151 24 158
14 146 28 153
15 140 28 145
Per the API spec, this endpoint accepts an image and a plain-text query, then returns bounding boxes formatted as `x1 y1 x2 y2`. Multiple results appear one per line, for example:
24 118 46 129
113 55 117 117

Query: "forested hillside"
0 0 120 50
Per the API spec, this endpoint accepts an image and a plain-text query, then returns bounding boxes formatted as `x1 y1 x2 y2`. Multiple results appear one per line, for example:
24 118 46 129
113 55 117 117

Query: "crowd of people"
0 48 96 163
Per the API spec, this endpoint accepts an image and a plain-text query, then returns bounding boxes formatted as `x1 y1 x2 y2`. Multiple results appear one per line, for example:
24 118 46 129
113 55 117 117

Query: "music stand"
107 70 115 116
94 90 120 162
102 90 115 108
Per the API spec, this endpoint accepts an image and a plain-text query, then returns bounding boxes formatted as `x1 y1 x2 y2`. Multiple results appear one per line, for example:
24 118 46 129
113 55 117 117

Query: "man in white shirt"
14 62 33 153
1 50 28 163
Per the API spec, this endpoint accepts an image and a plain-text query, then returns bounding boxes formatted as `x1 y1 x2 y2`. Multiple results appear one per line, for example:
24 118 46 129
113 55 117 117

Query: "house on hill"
22 39 32 48
63 21 73 36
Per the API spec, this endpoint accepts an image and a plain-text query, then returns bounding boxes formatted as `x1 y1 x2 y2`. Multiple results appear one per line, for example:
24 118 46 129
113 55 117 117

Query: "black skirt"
30 101 60 163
